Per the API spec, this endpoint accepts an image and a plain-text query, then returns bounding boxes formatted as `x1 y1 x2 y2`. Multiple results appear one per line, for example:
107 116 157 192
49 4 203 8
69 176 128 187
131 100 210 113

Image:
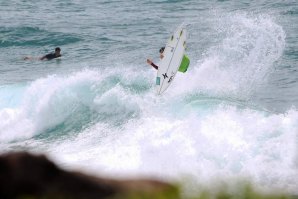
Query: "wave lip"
0 70 100 142
0 68 144 142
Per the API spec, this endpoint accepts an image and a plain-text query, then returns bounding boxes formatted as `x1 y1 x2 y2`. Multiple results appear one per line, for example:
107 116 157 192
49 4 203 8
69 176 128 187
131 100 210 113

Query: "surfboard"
156 25 187 95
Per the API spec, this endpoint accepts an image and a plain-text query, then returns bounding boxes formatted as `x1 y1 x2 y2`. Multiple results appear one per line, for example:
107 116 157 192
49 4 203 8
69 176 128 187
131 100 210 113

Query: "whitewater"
1 0 298 195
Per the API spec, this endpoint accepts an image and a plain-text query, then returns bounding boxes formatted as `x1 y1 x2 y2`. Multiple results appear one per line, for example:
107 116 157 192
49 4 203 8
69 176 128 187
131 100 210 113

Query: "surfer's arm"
151 62 158 70
146 59 158 70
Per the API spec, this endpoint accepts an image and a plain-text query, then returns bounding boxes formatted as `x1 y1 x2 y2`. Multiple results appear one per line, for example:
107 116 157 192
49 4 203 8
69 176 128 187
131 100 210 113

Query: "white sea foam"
47 104 298 193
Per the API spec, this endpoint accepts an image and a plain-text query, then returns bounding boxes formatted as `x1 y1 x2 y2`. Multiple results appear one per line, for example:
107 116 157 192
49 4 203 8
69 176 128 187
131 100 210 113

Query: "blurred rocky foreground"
0 152 178 199
0 152 296 199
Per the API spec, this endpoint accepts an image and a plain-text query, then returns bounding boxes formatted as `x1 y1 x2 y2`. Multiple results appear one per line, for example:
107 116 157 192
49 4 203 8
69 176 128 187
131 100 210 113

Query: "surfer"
146 47 165 70
24 47 62 61
40 47 62 60
147 46 190 73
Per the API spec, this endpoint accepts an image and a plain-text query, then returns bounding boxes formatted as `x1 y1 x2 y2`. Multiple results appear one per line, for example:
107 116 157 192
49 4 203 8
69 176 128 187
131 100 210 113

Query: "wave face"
1 0 298 194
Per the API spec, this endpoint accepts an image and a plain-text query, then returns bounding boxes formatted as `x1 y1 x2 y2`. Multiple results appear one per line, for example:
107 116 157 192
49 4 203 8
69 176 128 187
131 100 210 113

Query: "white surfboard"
156 25 186 95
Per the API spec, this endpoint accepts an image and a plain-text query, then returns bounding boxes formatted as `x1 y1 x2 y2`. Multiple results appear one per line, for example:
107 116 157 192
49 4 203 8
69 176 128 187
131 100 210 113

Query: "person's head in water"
55 47 61 56
159 47 165 59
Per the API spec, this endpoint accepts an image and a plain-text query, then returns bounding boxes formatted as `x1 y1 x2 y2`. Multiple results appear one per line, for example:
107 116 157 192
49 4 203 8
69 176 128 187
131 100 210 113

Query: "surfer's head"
55 47 61 52
159 47 165 53
159 47 165 59
55 47 61 56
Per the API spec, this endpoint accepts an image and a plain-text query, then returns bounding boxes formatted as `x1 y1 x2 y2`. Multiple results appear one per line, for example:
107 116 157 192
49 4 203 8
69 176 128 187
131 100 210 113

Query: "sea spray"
172 12 285 100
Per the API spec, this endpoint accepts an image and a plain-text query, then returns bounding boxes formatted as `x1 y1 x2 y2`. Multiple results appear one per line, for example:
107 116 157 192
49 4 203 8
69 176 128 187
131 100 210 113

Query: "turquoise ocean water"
1 0 298 194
